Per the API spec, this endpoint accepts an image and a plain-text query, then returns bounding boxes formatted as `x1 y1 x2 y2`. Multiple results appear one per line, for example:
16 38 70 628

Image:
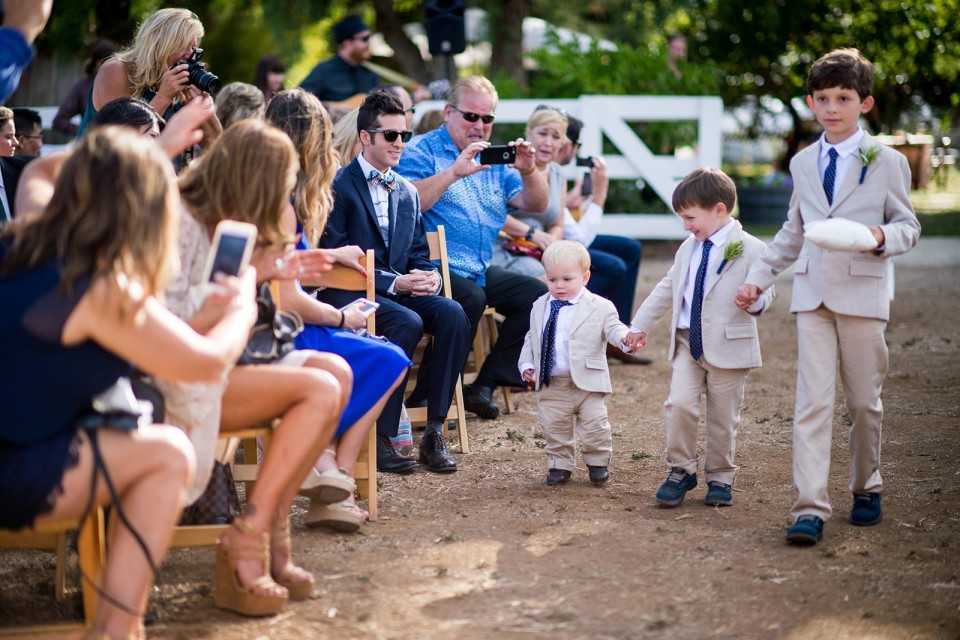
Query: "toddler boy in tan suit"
625 168 773 508
520 241 631 486
737 49 920 545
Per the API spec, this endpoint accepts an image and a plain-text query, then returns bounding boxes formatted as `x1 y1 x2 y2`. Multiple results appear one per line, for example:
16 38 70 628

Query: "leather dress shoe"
607 343 652 365
376 435 418 474
463 384 499 420
419 431 457 473
546 468 572 485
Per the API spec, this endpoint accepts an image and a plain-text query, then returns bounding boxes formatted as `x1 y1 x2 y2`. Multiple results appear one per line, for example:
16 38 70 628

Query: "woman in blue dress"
265 88 411 532
0 128 255 638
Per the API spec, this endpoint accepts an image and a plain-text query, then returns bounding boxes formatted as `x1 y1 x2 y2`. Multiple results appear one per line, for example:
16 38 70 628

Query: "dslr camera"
175 48 221 94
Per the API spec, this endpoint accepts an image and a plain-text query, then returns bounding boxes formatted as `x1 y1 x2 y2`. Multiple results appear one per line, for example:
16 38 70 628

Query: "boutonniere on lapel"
857 145 880 184
716 241 744 274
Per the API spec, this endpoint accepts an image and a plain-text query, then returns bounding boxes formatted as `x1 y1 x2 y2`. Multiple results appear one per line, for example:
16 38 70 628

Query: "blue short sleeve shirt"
398 125 523 286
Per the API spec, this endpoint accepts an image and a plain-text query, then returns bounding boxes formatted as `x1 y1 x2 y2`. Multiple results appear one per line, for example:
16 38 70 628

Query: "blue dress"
293 231 410 436
0 247 130 530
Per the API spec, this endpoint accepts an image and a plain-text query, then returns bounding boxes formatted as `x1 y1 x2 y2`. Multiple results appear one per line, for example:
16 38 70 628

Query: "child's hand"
521 368 536 386
624 330 646 351
736 284 761 309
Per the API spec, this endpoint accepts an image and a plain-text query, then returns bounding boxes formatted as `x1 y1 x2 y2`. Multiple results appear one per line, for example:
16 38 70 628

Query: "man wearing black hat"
300 15 380 105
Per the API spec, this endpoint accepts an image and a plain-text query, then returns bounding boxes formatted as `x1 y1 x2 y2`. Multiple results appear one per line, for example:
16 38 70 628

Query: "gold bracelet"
517 165 536 176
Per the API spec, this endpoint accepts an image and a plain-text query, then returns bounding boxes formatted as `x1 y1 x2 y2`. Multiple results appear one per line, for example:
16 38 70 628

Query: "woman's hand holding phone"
192 268 256 334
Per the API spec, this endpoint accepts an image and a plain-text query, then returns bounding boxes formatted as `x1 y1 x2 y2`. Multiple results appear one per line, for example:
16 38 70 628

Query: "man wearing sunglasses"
319 89 471 474
300 15 379 105
398 75 550 420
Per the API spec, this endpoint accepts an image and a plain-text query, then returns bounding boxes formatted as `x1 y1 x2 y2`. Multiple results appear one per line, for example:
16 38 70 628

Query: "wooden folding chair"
404 225 471 452
0 508 106 634
300 251 379 521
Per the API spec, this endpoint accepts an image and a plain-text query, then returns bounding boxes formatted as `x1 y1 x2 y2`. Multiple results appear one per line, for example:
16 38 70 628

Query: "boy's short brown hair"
672 167 736 213
807 48 874 100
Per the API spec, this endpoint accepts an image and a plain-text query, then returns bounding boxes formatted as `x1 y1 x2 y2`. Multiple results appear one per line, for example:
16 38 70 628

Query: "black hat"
334 15 369 43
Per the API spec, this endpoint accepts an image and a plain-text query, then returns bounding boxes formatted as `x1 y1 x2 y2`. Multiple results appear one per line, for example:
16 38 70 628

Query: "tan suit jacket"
521 290 629 393
745 134 920 321
630 221 773 370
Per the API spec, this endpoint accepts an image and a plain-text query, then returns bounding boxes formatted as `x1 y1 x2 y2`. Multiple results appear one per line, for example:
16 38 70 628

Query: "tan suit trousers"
538 375 612 471
792 306 887 521
664 330 749 486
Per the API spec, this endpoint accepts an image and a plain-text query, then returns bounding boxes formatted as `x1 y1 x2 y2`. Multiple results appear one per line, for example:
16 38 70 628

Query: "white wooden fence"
415 96 724 240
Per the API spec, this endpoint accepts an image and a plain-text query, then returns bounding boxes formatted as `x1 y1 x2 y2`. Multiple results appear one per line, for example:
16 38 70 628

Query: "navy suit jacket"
323 157 437 295
0 155 33 221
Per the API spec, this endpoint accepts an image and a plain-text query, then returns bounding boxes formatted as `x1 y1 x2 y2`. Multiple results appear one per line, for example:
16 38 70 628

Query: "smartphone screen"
209 233 249 281
478 145 517 165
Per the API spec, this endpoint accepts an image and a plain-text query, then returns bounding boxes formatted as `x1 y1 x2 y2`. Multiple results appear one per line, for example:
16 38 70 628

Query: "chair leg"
54 532 67 602
452 376 469 453
77 508 106 625
365 427 377 521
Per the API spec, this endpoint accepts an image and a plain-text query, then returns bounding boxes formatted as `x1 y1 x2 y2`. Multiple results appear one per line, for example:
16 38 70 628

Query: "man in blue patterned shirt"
398 76 549 419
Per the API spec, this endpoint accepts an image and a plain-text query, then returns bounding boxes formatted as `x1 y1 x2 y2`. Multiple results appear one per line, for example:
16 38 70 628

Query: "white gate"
415 95 724 240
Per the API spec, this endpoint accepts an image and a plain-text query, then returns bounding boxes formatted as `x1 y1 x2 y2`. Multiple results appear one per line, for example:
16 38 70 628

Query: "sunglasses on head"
352 34 372 42
366 129 413 143
535 104 569 118
449 104 496 124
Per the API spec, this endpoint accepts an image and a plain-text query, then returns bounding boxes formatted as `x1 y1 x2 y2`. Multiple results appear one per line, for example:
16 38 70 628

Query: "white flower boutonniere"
716 241 744 274
858 145 880 184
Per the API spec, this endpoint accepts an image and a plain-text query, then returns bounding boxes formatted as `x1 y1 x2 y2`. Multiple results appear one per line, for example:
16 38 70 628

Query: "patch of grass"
631 450 653 460
505 429 525 443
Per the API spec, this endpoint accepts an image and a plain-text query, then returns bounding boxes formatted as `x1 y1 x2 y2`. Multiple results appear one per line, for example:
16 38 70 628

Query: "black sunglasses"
449 104 496 124
352 34 372 42
366 129 413 143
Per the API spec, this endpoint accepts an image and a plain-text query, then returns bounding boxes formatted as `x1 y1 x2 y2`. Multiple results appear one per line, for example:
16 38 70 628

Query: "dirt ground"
2 239 959 640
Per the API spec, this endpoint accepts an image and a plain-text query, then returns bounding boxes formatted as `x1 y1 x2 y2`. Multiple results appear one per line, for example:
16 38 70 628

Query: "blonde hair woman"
162 120 349 615
215 82 265 129
266 90 410 532
492 105 570 279
332 106 362 168
0 127 256 639
0 107 18 156
78 8 222 145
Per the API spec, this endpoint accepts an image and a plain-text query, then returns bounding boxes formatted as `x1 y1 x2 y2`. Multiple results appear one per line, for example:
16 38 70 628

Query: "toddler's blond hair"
542 240 591 273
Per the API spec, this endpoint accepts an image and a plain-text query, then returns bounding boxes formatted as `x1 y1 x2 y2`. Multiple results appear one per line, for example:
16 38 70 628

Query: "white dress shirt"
357 152 391 243
818 127 865 204
518 289 585 377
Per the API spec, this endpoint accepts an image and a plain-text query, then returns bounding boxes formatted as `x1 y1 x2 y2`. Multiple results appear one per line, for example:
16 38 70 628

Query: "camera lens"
190 67 221 94
502 151 509 160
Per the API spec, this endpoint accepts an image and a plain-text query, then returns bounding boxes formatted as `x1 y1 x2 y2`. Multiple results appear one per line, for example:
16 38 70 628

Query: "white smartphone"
202 220 258 283
340 297 380 318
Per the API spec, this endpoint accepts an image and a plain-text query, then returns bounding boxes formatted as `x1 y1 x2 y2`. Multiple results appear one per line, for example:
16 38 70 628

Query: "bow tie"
368 169 398 193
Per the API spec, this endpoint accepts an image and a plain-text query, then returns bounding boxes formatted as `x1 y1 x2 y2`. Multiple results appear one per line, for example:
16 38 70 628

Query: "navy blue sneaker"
786 515 824 545
704 481 733 506
655 468 697 507
587 465 609 485
850 493 882 526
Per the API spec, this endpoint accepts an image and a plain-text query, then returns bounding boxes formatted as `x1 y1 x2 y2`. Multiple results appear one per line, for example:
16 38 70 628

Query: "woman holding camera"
77 7 222 146
490 105 569 280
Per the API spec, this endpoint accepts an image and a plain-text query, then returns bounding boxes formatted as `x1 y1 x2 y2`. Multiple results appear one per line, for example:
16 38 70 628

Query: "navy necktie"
823 147 838 205
689 239 713 361
539 299 571 387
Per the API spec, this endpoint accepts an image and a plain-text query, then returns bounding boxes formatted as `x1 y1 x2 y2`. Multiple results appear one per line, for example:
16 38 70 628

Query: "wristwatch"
524 227 535 241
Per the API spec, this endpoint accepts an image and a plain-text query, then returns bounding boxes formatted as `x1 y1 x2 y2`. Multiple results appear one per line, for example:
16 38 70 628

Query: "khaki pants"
663 330 750 486
538 375 612 471
792 306 887 521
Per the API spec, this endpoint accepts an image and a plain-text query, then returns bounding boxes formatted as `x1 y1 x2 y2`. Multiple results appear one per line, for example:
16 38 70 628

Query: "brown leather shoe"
607 343 652 365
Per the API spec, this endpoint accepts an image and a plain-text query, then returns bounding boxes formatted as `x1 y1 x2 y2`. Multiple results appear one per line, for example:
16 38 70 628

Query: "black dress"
0 249 130 530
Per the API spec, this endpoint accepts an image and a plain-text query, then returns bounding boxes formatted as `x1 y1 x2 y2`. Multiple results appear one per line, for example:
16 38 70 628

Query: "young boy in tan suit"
519 241 631 486
626 168 773 507
737 49 920 545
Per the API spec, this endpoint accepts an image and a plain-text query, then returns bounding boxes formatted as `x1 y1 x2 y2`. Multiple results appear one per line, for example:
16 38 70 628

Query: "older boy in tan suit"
520 241 631 486
626 168 773 507
738 49 920 545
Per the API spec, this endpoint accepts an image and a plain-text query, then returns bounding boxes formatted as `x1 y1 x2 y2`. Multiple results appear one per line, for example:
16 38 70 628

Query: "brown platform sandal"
215 517 289 616
271 515 314 600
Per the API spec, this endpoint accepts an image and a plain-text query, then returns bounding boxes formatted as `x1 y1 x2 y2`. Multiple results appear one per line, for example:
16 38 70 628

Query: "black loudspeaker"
425 0 467 56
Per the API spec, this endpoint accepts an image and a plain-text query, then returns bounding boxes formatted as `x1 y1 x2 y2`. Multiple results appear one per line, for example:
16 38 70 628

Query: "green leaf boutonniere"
716 241 744 274
858 145 880 184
